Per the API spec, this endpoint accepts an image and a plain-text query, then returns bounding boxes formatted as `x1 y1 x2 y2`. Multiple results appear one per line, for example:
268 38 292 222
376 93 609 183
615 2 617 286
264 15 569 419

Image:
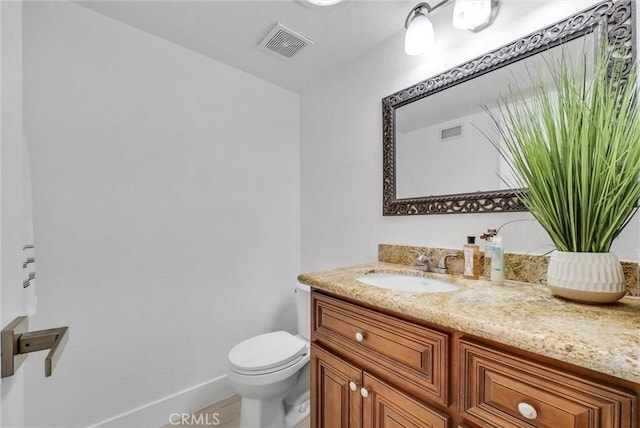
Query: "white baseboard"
90 375 234 428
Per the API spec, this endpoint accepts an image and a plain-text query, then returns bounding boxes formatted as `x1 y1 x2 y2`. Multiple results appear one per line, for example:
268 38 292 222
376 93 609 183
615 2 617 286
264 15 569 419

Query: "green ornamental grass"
485 45 640 253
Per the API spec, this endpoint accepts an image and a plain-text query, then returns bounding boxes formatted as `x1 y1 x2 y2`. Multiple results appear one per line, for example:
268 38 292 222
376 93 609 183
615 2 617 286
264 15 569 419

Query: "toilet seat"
228 331 307 375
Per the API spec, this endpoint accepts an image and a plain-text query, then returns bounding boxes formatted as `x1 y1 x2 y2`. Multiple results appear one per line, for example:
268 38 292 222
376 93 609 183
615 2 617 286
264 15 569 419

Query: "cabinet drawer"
459 339 636 428
312 292 449 406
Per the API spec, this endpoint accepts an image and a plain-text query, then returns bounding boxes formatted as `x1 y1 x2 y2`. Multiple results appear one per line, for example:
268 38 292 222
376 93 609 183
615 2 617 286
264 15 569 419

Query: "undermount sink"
355 273 460 293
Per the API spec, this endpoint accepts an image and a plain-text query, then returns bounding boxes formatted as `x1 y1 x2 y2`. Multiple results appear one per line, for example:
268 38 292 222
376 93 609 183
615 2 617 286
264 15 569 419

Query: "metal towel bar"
1 316 69 378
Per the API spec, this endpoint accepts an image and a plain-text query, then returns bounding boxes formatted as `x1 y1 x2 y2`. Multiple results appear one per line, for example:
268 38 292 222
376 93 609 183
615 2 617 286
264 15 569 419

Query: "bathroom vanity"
298 263 640 428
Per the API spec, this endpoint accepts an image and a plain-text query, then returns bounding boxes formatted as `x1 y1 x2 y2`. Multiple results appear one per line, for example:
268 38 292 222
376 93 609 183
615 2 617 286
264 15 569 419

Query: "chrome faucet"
433 252 459 274
408 250 434 272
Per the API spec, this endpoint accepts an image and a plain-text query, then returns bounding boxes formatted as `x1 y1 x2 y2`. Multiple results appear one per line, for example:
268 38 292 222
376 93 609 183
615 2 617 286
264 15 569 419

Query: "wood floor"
163 395 310 428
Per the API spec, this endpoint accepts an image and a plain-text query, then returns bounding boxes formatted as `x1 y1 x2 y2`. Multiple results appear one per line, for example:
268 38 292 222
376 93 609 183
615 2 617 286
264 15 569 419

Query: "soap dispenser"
491 235 505 285
463 236 480 280
480 228 497 279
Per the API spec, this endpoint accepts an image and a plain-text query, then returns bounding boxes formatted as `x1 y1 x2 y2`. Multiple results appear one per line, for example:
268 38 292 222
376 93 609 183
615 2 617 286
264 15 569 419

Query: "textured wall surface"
23 2 300 426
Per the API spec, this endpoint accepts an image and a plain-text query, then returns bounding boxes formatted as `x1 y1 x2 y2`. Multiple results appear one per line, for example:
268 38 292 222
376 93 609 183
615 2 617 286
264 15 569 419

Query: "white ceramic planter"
547 251 626 304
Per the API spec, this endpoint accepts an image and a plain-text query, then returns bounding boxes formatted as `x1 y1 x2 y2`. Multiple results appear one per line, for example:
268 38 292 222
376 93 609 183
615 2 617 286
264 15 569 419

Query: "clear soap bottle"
463 236 480 280
491 235 505 285
481 228 497 279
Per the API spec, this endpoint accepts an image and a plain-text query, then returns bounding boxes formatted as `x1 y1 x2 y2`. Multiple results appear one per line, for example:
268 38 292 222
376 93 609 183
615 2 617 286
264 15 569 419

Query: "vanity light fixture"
404 0 500 55
452 0 500 32
404 2 447 56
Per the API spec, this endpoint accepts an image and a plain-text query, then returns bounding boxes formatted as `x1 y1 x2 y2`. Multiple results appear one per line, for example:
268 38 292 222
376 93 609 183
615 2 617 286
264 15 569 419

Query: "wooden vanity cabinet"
311 292 451 428
312 344 449 428
311 292 449 406
310 290 638 428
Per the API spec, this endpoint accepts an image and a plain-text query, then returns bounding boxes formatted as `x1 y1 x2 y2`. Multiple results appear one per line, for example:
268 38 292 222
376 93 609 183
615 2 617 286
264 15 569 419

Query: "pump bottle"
463 236 480 280
490 235 505 285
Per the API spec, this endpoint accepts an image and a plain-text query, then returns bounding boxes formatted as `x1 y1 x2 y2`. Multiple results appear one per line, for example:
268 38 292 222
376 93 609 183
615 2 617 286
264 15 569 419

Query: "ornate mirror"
382 0 634 215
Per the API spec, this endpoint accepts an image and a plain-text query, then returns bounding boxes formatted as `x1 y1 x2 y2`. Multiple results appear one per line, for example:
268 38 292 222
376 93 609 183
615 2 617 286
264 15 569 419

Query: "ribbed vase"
547 251 626 304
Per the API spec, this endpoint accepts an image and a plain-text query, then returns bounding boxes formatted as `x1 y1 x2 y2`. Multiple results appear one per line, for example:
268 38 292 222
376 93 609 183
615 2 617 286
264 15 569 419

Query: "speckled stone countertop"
298 262 640 384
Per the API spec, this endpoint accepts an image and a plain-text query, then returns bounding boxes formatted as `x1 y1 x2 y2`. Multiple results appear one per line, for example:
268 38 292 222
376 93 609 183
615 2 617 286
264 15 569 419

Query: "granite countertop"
298 262 640 384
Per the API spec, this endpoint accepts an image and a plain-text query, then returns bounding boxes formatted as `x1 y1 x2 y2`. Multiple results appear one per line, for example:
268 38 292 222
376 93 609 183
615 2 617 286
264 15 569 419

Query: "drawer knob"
349 381 357 392
355 332 364 342
517 402 538 420
360 387 370 398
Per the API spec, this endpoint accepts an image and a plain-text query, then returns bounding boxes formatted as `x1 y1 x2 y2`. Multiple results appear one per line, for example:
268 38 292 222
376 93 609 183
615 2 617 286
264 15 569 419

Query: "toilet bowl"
227 283 311 428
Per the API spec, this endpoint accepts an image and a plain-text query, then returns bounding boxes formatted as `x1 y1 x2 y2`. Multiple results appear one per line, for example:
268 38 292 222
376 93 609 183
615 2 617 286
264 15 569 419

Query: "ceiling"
75 0 572 94
76 0 442 93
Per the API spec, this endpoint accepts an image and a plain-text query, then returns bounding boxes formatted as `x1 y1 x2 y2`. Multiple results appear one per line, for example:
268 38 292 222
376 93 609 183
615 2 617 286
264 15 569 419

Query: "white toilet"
227 283 311 428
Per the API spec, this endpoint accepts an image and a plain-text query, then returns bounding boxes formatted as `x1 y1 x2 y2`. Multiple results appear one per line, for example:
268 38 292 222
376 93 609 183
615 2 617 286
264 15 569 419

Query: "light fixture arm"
467 0 500 32
404 0 450 29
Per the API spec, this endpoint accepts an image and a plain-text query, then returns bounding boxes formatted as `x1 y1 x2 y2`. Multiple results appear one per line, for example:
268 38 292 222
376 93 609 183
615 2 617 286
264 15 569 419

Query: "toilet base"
230 355 310 428
239 396 286 428
284 397 310 428
239 393 310 428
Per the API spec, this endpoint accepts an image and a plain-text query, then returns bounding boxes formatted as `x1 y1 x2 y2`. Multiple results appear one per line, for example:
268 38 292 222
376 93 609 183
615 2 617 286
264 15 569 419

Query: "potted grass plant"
485 44 640 303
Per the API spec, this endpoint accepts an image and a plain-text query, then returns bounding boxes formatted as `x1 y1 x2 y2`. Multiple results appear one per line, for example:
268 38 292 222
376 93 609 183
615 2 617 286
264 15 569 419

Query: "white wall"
1 1 26 426
23 2 300 427
396 111 500 198
300 0 639 272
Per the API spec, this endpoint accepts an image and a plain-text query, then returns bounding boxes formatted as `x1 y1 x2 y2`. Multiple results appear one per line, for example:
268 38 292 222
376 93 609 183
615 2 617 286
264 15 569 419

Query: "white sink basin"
355 273 460 293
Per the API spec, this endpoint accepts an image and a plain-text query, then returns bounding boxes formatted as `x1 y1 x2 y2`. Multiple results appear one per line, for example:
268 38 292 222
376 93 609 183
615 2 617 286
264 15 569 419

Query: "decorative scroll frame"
382 0 634 216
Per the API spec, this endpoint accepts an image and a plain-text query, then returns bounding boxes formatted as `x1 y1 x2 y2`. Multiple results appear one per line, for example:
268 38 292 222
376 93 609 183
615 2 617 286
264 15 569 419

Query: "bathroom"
1 0 638 427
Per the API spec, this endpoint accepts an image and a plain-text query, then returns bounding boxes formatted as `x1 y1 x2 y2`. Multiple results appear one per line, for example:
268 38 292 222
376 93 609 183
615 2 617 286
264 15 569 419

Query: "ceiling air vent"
258 23 313 59
441 124 463 140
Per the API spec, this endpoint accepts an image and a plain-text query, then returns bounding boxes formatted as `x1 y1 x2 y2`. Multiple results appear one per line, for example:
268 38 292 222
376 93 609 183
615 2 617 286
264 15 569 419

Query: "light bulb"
307 0 342 6
404 13 435 56
452 0 492 30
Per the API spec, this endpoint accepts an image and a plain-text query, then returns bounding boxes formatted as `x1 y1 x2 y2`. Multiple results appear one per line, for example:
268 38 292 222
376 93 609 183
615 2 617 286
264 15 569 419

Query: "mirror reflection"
394 36 595 199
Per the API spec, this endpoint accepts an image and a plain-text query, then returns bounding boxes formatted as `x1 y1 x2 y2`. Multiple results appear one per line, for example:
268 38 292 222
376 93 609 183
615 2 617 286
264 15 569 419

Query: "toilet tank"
295 283 311 341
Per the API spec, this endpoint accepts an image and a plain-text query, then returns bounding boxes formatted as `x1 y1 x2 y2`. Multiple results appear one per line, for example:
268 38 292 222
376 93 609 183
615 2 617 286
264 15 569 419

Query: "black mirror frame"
382 0 634 215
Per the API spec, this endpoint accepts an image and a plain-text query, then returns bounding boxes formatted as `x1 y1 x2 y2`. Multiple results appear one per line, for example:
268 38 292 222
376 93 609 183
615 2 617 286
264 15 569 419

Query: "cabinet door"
311 344 362 428
362 373 450 428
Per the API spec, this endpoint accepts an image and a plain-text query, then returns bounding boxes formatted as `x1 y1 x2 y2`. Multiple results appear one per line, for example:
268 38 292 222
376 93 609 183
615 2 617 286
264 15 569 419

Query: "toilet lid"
228 331 307 373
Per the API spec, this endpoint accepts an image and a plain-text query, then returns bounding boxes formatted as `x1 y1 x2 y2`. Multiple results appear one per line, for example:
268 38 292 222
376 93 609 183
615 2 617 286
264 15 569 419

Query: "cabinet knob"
355 332 364 342
517 402 538 420
360 387 370 398
349 381 357 392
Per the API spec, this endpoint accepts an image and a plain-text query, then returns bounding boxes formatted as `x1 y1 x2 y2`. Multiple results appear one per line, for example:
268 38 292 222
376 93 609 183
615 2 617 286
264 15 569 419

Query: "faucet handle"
435 252 460 273
408 250 428 264
408 250 432 271
440 252 459 263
